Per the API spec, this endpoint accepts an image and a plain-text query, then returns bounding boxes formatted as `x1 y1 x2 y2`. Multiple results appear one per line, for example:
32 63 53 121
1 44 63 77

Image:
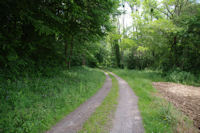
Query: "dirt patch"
152 82 200 130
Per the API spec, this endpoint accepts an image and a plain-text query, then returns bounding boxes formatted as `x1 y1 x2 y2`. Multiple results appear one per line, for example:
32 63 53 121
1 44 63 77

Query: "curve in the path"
110 72 144 133
46 72 112 133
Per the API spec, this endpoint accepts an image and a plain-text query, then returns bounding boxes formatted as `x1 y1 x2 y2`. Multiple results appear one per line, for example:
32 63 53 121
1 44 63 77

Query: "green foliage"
121 38 137 49
0 67 105 133
103 26 124 68
102 0 200 75
0 0 120 73
164 69 200 86
0 3 120 132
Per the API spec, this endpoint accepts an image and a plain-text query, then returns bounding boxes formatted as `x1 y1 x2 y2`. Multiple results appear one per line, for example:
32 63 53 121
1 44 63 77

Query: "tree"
0 0 120 74
107 0 200 73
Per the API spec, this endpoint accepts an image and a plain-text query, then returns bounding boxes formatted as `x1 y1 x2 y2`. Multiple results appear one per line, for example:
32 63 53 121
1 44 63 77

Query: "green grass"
111 69 197 133
79 73 119 133
0 67 106 133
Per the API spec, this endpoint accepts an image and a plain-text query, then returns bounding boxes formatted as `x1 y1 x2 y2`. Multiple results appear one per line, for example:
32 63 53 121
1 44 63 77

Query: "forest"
1 0 200 79
0 0 200 133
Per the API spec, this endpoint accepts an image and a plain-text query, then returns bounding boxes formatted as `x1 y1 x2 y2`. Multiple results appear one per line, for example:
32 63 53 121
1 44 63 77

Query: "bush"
164 68 200 86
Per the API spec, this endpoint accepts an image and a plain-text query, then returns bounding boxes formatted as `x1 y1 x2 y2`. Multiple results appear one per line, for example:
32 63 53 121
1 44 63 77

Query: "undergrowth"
111 69 197 133
164 69 200 86
0 66 105 133
79 73 119 133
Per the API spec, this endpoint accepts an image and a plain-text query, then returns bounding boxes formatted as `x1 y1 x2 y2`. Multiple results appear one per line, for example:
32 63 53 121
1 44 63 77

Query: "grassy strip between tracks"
79 73 119 133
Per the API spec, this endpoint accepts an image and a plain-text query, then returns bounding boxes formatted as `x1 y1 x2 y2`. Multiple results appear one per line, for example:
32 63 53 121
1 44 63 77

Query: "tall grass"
164 69 200 86
0 67 105 133
111 69 197 133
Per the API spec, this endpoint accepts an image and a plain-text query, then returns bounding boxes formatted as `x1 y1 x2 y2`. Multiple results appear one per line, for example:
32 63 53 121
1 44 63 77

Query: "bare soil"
46 72 112 133
152 82 200 130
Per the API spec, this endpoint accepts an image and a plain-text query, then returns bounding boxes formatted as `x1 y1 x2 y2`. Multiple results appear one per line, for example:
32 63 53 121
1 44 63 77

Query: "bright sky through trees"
118 2 133 30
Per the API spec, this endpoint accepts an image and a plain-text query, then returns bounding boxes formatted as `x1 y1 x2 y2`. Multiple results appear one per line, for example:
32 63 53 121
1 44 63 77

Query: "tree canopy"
1 0 200 74
102 0 200 74
0 0 119 77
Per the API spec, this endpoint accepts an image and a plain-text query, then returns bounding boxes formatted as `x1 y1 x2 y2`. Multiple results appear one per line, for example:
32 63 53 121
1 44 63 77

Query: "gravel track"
110 72 144 133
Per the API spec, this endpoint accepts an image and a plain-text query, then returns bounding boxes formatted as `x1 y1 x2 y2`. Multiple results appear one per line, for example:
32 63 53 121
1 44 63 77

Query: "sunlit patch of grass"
79 73 119 133
111 69 198 133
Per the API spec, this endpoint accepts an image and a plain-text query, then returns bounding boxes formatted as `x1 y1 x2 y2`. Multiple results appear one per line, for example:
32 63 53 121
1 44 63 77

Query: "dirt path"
110 72 144 133
46 72 112 133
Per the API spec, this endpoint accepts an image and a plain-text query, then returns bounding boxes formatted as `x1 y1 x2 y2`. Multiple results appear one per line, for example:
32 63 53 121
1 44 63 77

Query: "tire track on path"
110 72 144 133
47 72 112 133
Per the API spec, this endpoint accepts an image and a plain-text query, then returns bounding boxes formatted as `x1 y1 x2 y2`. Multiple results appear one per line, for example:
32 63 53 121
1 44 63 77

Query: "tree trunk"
115 40 120 68
65 40 68 67
82 53 86 66
174 36 177 63
171 36 177 67
68 36 74 69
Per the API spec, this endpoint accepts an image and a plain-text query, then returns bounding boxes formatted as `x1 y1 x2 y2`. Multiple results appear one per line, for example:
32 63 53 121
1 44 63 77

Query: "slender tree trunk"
130 6 134 33
68 36 74 69
65 40 68 67
136 26 138 40
115 40 120 68
173 36 178 66
171 36 177 67
82 53 86 66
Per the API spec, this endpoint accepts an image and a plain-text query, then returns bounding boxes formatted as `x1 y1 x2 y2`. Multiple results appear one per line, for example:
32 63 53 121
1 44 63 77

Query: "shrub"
165 68 199 85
